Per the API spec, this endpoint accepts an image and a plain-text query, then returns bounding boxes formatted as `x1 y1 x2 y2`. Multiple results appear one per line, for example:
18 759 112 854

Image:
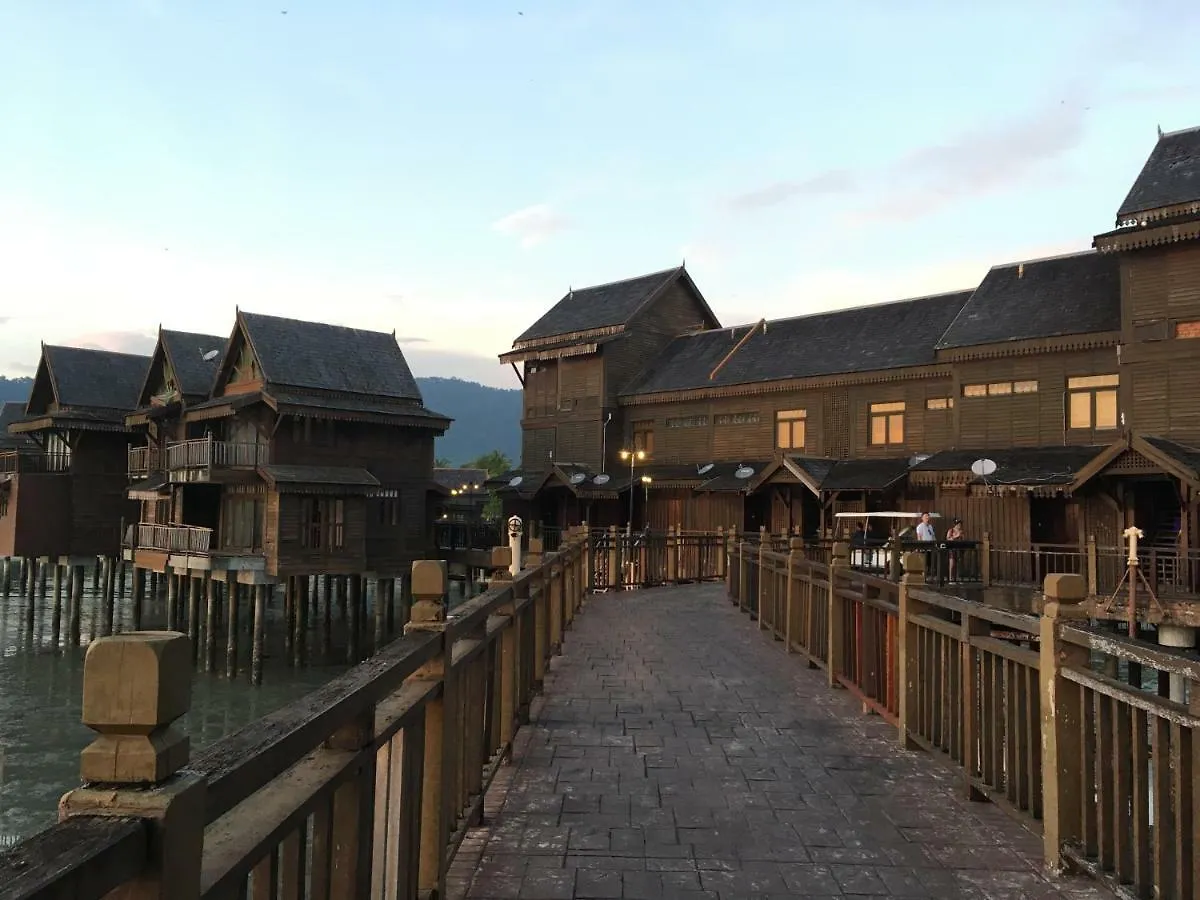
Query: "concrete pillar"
1158 624 1196 702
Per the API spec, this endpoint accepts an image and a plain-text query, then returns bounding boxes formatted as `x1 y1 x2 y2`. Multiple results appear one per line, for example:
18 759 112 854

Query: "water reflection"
0 573 473 844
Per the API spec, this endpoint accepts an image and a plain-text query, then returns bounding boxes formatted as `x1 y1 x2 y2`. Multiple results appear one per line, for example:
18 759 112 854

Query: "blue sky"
0 1 1197 387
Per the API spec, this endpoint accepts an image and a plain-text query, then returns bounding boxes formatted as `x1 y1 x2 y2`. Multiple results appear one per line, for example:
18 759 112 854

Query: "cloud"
395 335 430 344
491 204 572 248
854 100 1088 224
403 345 520 389
70 330 159 356
725 170 855 211
5 362 34 376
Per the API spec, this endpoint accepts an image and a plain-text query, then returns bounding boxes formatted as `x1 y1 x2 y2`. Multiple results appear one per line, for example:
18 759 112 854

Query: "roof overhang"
1070 435 1200 493
1094 213 1200 253
8 414 129 434
499 342 602 365
258 465 380 494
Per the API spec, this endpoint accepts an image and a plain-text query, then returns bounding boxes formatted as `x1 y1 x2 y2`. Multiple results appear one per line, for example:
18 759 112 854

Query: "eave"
8 413 131 434
508 324 625 355
1094 214 1200 254
1069 434 1200 493
499 342 601 365
934 331 1120 363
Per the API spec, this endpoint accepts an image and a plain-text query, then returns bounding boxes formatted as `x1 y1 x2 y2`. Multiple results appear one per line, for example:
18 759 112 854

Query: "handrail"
0 817 147 900
165 437 269 470
135 522 213 554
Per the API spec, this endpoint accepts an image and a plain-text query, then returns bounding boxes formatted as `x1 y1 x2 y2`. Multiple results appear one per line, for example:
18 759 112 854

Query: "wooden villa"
124 311 451 589
499 124 1200 595
0 346 147 561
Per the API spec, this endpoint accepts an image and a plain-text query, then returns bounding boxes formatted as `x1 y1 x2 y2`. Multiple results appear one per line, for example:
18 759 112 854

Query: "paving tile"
451 584 1117 900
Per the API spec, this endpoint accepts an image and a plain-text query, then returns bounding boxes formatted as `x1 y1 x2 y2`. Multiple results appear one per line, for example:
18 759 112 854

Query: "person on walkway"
915 512 936 542
946 517 965 581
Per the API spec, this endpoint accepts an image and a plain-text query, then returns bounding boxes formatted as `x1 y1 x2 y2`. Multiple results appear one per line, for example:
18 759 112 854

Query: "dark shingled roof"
240 312 422 402
434 468 488 490
1118 126 1200 218
514 267 682 344
625 290 972 396
786 456 839 488
912 446 1106 485
44 346 150 411
1143 436 1200 476
820 458 911 492
937 252 1120 350
259 465 380 488
269 388 450 427
0 402 35 449
161 330 226 397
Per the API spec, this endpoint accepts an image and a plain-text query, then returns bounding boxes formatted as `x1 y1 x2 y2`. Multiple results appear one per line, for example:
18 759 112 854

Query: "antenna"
202 349 220 361
734 464 755 480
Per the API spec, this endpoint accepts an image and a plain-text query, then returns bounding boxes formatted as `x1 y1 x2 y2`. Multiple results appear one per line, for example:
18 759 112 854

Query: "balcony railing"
128 522 214 554
165 436 269 471
127 445 162 478
0 449 71 475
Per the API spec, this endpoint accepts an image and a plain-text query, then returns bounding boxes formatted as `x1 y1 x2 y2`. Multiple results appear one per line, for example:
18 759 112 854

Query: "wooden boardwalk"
452 583 1114 900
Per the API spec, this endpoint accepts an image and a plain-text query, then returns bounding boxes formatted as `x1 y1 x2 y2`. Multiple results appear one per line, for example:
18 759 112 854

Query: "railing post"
60 633 205 899
896 551 928 749
828 541 849 688
1086 534 1097 596
757 540 767 628
1039 573 1089 874
606 525 619 590
403 559 452 899
785 538 801 653
981 531 992 586
715 526 726 580
666 525 679 583
549 556 564 654
737 540 748 609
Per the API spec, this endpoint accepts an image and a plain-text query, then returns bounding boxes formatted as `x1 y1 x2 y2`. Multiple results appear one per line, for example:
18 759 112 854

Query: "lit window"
1067 375 1119 430
988 382 1012 396
963 384 987 397
1176 320 1200 339
926 397 952 410
1013 380 1039 394
776 409 806 449
869 401 905 446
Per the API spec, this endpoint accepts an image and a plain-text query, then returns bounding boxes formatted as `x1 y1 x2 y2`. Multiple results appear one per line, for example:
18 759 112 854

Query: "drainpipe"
601 412 613 470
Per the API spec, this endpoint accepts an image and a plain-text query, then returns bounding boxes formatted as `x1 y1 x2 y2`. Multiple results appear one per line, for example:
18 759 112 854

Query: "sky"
0 1 1198 389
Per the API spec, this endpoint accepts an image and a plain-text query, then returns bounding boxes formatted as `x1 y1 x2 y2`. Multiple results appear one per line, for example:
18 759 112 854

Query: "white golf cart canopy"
833 511 942 520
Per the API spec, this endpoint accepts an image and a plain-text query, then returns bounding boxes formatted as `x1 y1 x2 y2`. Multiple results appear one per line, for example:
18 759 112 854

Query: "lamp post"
618 449 646 534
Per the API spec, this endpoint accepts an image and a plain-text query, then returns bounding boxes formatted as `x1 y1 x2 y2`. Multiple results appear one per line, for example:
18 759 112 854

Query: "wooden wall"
1120 245 1200 444
268 492 368 577
646 489 743 532
0 474 72 558
954 348 1119 447
69 432 140 556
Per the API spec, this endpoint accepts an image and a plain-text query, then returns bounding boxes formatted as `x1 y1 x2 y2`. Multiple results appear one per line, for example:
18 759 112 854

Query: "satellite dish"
593 473 611 485
734 465 755 480
909 453 932 467
202 349 220 361
970 458 998 477
569 472 586 485
508 475 524 488
697 462 715 475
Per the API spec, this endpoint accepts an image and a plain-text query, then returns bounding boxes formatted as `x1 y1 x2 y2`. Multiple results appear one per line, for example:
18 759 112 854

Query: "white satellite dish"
909 453 932 467
593 473 611 485
697 462 714 475
202 349 220 361
970 458 998 477
734 465 755 480
508 475 524 488
569 472 586 485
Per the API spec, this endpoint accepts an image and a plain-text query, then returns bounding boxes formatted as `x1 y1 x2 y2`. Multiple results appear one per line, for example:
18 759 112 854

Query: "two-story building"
500 125 1200 566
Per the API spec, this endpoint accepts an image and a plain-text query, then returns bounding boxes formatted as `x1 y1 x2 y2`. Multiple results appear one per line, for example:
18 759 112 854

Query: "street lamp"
618 449 646 533
641 475 652 518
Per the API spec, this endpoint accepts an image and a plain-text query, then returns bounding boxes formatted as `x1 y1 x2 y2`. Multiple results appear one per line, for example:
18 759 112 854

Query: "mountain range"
0 374 520 467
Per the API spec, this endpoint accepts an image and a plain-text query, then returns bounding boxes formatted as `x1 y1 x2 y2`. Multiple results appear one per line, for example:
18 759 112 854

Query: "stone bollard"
488 546 514 589
526 537 544 569
60 632 204 899
404 560 448 634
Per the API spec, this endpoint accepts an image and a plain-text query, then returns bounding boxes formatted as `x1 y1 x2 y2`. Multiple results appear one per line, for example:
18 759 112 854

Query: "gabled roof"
41 345 150 412
1118 125 1200 219
512 266 717 346
624 290 972 396
434 467 488 490
820 457 912 493
936 252 1120 351
161 329 226 397
236 312 423 402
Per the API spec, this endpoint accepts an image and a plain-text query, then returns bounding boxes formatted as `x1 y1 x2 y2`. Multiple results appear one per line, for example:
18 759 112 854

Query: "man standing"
915 512 936 542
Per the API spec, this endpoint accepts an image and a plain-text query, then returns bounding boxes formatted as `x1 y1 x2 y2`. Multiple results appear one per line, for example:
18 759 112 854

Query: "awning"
258 464 379 494
128 475 170 501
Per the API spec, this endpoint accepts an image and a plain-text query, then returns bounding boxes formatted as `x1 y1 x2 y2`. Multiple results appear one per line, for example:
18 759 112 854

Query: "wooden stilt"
166 573 178 631
293 575 308 668
226 582 240 679
322 575 333 661
69 564 83 646
347 575 361 663
130 566 144 631
51 564 64 649
205 576 218 673
251 583 267 686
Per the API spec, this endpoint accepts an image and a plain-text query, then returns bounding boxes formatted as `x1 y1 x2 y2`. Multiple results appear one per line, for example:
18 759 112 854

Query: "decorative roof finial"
1158 124 1164 139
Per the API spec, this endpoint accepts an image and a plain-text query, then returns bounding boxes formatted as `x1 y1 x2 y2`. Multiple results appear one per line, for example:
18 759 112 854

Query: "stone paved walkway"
458 583 1115 899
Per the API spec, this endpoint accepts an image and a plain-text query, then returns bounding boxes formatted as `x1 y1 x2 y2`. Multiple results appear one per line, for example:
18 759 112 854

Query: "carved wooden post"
60 633 205 899
666 525 679 583
1085 534 1098 596
897 551 928 748
757 538 767 628
785 538 801 653
404 559 451 898
606 525 619 589
1039 573 1088 873
716 526 727 580
981 531 992 586
828 541 850 688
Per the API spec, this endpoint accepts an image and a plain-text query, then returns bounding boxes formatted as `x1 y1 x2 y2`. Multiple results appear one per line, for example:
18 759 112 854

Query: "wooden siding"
0 474 72 558
522 426 556 473
646 489 743 532
954 349 1118 447
270 492 368 577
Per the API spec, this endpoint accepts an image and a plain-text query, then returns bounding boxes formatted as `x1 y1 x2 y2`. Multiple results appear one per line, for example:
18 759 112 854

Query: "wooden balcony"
0 449 71 475
165 436 268 479
127 445 162 479
129 522 213 554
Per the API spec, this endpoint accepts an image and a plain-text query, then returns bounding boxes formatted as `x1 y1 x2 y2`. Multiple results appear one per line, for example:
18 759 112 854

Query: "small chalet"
2 346 148 559
125 311 451 585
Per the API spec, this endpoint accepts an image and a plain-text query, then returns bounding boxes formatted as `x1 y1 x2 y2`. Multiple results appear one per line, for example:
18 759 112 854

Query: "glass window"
1067 374 1119 431
926 397 952 410
963 384 987 397
869 402 905 445
776 409 806 449
987 382 1012 396
1068 374 1119 390
1013 380 1039 394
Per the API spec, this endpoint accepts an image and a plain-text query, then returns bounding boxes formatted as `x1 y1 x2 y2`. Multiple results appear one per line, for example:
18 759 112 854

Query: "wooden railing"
0 449 70 475
588 526 726 589
0 535 588 899
166 436 269 471
728 539 1199 897
127 445 162 478
132 522 214 554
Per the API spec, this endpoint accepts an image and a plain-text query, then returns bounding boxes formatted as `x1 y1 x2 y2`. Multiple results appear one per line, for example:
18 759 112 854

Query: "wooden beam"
709 320 765 381
510 362 525 387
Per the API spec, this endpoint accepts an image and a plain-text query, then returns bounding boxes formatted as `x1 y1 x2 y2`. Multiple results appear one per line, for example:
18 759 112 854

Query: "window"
301 497 345 550
1176 320 1200 339
632 421 655 455
221 496 264 550
1068 374 1119 430
926 398 953 410
963 380 1038 397
666 415 708 429
714 412 760 426
776 409 807 449
869 401 905 446
378 498 400 526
